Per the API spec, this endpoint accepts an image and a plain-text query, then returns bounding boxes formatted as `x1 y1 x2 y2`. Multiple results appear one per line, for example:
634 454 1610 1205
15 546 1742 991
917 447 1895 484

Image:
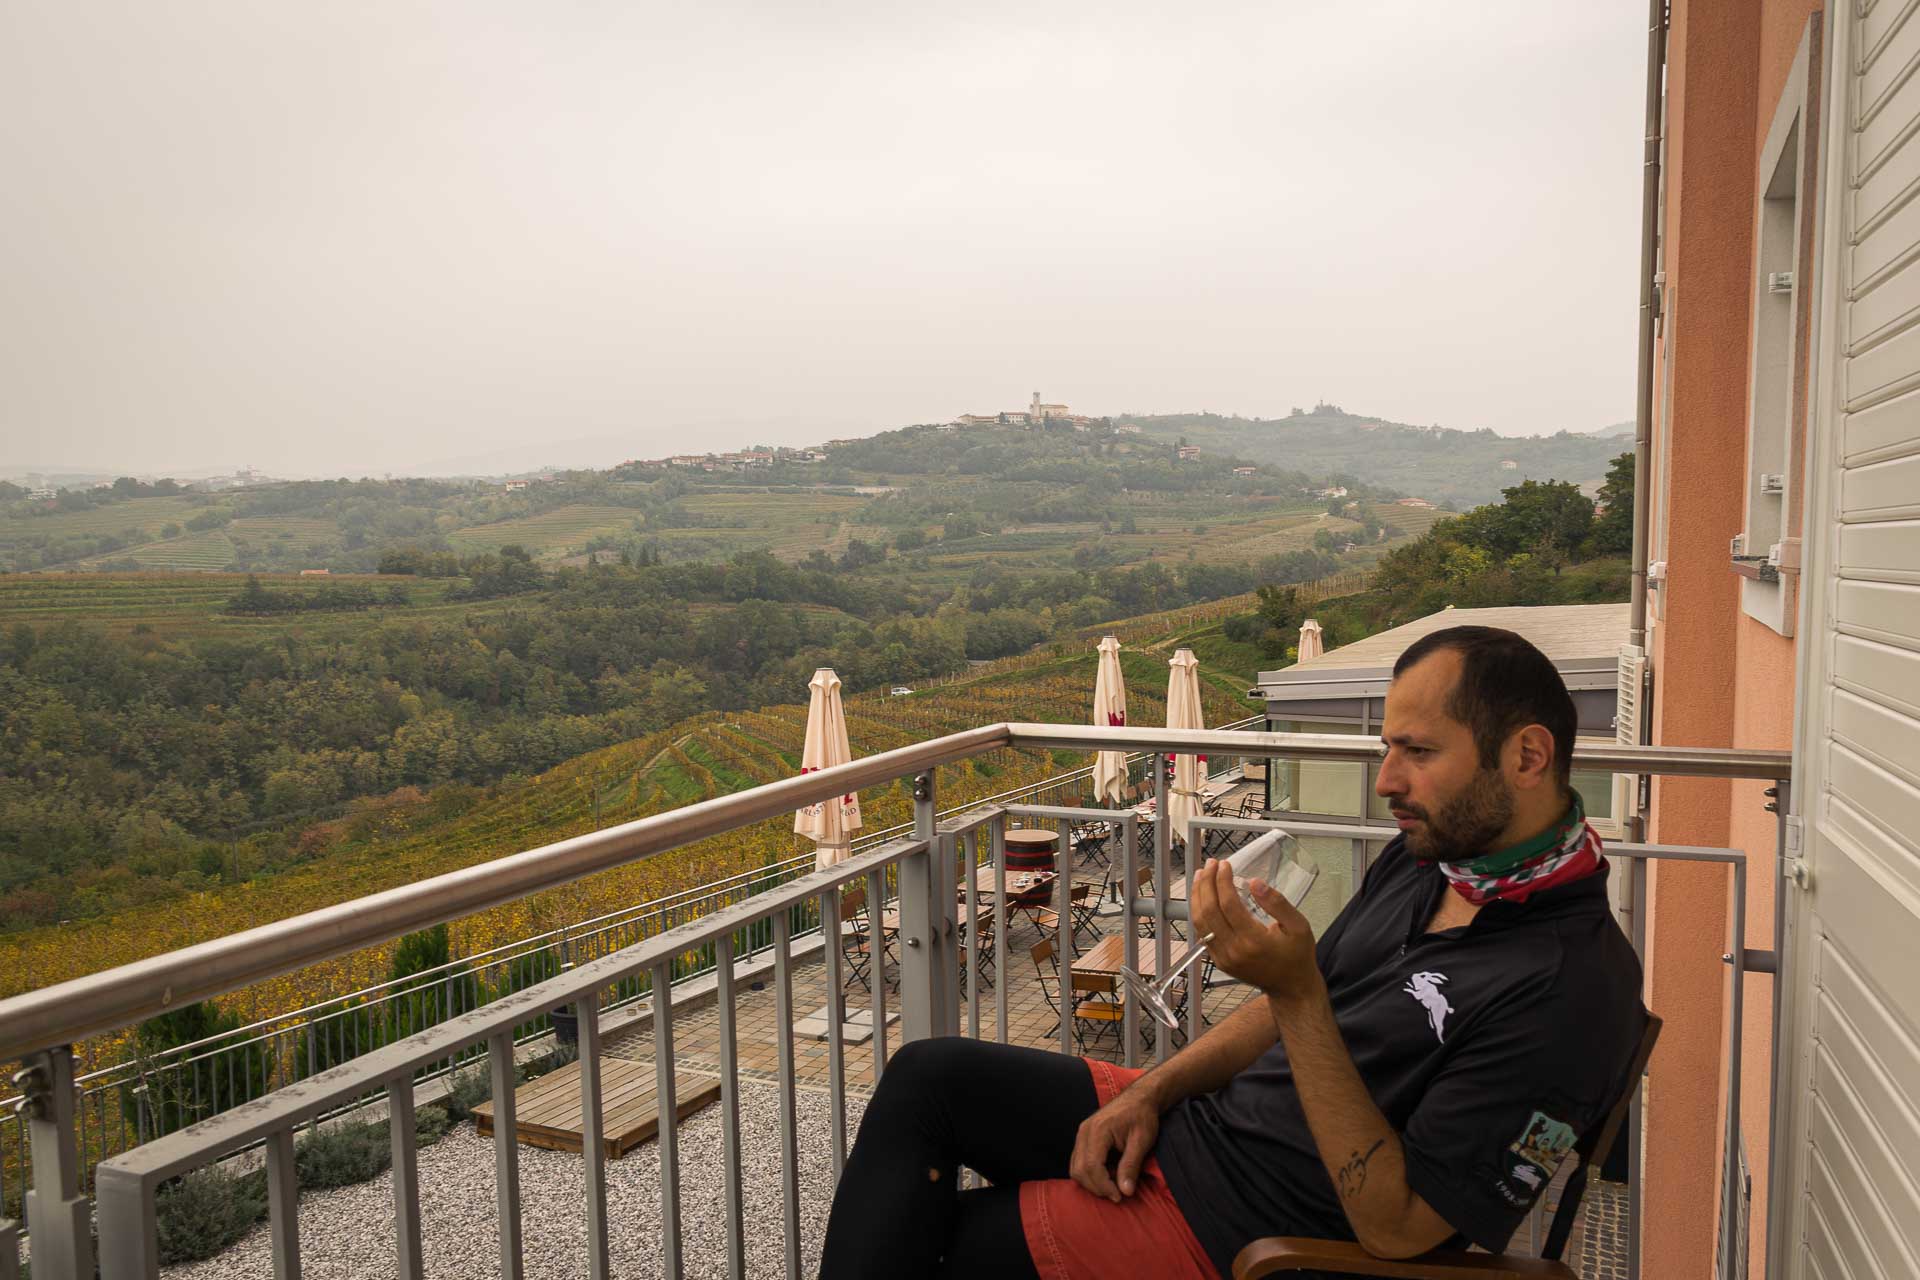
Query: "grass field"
226 516 339 550
445 504 642 560
0 572 472 637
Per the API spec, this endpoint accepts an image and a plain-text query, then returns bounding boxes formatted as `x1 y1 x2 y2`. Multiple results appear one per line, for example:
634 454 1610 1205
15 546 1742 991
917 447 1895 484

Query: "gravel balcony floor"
164 1075 866 1280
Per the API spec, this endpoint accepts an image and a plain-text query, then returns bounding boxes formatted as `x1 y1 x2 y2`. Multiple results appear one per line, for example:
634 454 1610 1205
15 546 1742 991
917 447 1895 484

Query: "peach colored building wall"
1642 1 1820 1277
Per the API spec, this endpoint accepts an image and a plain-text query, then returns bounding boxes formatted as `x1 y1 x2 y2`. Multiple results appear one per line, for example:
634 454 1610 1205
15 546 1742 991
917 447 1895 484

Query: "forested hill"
1118 405 1629 508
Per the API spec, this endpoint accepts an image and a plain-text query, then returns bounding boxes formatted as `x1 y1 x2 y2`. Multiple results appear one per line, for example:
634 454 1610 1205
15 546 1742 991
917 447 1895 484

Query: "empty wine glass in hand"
1122 830 1319 1029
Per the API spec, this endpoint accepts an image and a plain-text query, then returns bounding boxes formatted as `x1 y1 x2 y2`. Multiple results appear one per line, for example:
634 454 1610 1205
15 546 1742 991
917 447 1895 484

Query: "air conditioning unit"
1759 473 1785 495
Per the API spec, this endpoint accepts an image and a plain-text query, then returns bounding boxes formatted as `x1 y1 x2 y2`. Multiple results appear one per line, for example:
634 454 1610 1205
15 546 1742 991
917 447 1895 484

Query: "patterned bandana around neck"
1421 791 1607 906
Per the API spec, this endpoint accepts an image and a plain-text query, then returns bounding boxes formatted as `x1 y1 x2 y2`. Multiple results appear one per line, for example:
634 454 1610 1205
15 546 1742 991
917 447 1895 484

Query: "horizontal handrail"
0 721 1787 1063
1002 723 1795 779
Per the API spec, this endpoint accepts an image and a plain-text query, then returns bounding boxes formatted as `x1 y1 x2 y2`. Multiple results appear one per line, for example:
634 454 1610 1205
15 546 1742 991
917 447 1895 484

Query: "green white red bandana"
1423 792 1606 906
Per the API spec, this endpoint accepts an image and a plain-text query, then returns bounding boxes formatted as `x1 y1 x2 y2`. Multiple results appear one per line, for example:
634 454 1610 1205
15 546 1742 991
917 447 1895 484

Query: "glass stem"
1156 933 1214 1000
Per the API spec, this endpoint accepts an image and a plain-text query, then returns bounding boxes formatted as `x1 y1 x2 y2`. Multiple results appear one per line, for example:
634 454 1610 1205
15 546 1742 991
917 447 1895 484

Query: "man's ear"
1508 724 1556 791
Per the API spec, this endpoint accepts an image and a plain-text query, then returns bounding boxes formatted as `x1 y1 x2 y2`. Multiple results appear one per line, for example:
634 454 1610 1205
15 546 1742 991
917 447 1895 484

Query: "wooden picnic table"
1074 932 1191 981
1131 779 1235 817
968 866 1057 900
882 900 994 935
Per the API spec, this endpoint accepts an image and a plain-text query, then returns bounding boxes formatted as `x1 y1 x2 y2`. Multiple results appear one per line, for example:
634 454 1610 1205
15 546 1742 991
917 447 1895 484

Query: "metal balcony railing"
0 719 1259 1222
0 724 1790 1280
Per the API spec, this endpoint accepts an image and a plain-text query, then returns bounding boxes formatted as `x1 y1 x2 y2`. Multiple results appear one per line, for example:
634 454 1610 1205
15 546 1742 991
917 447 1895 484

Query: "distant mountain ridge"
1117 407 1631 508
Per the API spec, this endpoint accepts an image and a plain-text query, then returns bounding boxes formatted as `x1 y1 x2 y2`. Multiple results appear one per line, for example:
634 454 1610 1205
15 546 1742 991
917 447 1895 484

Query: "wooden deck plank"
475 1057 721 1158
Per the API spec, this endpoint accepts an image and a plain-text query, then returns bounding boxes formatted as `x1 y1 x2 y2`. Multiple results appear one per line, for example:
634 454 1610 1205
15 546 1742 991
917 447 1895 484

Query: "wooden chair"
838 886 896 992
960 907 996 990
1030 938 1124 1051
1035 881 1103 948
1232 1014 1663 1280
1130 866 1162 939
1071 819 1114 867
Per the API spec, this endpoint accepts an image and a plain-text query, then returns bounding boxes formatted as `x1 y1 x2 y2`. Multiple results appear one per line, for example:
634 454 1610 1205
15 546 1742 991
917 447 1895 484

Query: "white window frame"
1736 28 1820 636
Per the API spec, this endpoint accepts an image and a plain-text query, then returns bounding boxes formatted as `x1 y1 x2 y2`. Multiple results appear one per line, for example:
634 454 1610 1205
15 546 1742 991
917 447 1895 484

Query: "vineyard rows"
444 504 641 560
80 529 237 570
0 495 209 542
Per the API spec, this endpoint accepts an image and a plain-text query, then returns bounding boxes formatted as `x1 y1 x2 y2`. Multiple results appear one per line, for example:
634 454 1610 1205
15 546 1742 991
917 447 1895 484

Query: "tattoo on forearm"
1336 1138 1386 1200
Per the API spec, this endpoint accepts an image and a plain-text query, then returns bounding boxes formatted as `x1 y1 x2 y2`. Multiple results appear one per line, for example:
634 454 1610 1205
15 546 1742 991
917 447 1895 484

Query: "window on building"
1737 28 1820 636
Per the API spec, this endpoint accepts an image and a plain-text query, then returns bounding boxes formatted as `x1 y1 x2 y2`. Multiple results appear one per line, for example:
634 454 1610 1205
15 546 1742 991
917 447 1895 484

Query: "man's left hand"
1189 858 1321 1003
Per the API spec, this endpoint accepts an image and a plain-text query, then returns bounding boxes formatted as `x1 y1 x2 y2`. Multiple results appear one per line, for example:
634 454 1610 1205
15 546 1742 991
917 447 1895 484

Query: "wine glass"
1122 830 1319 1030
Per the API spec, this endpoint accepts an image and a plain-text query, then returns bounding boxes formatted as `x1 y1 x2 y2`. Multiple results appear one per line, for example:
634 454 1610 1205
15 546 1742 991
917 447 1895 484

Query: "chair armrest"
1233 1238 1575 1280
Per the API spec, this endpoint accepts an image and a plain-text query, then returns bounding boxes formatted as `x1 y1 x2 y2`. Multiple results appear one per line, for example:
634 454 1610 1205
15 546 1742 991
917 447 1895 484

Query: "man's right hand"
1069 1086 1161 1203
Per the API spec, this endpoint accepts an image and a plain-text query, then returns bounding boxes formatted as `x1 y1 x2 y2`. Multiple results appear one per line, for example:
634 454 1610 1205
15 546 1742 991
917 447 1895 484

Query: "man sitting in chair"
819 627 1645 1279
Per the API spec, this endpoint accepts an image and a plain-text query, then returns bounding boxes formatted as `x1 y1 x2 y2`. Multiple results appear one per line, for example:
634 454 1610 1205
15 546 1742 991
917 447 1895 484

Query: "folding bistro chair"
1233 1013 1662 1279
1071 818 1114 867
960 904 996 990
1030 938 1124 1051
838 886 896 992
1035 881 1103 948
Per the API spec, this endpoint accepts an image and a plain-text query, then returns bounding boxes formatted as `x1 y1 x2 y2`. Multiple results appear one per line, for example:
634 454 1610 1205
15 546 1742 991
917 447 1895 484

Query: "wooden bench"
473 1056 721 1159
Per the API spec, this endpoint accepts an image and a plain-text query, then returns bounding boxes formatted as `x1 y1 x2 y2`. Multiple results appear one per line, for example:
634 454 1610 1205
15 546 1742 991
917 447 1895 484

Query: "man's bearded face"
1389 763 1515 862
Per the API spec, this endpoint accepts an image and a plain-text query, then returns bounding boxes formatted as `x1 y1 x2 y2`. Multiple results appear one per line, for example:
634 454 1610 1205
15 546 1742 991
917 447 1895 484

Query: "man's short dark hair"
1392 625 1577 789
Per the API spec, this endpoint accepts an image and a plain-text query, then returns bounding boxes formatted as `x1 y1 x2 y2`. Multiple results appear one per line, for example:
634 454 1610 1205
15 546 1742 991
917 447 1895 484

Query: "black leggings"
818 1036 1103 1279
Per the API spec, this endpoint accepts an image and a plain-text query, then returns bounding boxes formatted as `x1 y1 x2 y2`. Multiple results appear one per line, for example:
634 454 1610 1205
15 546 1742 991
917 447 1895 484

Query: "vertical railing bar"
1722 861 1747 1280
1184 815 1201 1046
717 937 747 1280
965 829 980 1040
13 1108 24 1229
1056 831 1073 1054
992 819 1009 1047
578 998 610 1280
819 891 848 1181
73 1075 90 1202
486 1032 525 1280
865 870 889 1079
1153 752 1172 1064
773 912 802 1280
650 961 684 1280
1121 811 1139 1068
265 1127 301 1279
387 1076 424 1280
1628 853 1647 1280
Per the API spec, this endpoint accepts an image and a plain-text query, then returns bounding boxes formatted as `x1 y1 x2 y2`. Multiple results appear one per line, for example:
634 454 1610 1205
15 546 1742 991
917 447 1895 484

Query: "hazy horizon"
3 3 1647 478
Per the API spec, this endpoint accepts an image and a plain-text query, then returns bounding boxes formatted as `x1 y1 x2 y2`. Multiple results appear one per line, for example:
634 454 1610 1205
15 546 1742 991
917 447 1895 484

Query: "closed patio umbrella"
795 668 862 869
1297 618 1325 662
1092 636 1129 805
1165 648 1207 842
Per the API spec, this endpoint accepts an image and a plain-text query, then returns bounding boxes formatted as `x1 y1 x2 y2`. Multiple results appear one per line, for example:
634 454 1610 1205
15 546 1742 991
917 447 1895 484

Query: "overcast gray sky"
2 2 1645 478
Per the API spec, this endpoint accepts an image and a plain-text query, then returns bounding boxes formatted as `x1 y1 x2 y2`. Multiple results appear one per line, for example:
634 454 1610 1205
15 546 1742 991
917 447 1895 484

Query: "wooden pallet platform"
473 1056 721 1159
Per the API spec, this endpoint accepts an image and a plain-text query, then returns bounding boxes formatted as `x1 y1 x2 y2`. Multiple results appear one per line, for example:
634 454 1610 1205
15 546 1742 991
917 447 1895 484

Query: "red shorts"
1019 1059 1222 1280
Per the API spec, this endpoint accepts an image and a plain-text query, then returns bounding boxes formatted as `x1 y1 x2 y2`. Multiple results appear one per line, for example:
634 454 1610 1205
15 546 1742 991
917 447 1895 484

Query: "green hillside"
1119 406 1626 508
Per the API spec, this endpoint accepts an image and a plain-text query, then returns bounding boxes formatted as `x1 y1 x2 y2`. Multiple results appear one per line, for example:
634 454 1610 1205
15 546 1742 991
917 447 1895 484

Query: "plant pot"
549 1006 578 1048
